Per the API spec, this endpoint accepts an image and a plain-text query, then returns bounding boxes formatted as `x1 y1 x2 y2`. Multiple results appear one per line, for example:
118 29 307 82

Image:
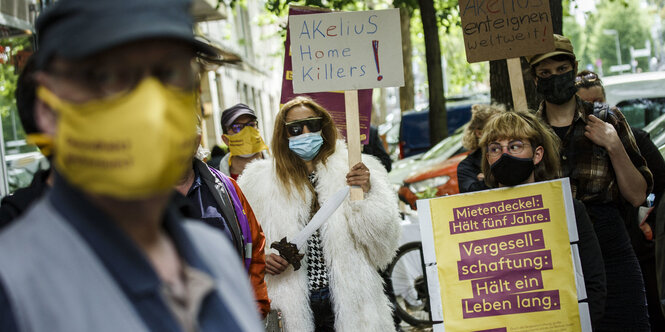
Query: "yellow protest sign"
419 179 589 332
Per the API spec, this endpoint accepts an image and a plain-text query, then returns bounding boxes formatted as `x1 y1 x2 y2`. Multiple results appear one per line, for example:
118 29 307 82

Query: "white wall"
198 2 283 148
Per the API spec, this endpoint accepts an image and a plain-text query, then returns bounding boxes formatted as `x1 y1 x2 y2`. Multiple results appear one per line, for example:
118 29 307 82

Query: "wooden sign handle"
344 90 364 201
507 57 528 112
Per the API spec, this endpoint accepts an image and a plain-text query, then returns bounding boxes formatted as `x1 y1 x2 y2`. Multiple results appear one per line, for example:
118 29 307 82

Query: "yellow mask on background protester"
223 126 269 158
37 78 198 199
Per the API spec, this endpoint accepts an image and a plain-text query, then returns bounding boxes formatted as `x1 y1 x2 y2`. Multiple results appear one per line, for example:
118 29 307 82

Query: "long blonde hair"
272 96 338 198
479 110 561 188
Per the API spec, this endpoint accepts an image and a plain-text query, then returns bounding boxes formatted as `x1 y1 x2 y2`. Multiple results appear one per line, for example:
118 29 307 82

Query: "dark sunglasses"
285 117 323 136
575 73 599 86
229 121 258 134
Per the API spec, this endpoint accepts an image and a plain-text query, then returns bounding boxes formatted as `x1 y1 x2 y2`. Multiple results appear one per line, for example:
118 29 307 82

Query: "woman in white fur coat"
238 96 401 332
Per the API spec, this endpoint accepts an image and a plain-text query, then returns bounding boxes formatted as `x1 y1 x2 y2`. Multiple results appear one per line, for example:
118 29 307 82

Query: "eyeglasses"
487 140 531 157
575 73 599 86
46 54 198 96
229 121 258 134
285 117 323 136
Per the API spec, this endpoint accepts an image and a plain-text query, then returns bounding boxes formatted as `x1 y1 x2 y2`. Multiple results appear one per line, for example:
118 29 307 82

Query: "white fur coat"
238 141 401 332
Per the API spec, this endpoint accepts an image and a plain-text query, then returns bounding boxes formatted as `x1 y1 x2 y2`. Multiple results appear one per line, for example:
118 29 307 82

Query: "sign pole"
344 90 363 201
507 57 528 112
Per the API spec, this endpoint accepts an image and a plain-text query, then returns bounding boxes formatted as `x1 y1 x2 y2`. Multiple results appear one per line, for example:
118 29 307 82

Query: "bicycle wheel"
387 241 434 327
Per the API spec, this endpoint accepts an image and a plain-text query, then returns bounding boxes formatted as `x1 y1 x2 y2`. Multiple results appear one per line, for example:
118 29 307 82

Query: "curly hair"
461 104 506 151
479 110 561 188
272 96 339 198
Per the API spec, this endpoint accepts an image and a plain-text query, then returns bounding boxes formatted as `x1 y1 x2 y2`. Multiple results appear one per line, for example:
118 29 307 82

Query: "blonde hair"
272 96 338 198
462 104 506 150
479 110 561 188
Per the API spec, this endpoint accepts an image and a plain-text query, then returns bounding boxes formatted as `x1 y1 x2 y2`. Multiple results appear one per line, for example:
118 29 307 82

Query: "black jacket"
573 199 607 327
0 168 50 228
457 149 488 193
362 126 392 172
620 127 665 260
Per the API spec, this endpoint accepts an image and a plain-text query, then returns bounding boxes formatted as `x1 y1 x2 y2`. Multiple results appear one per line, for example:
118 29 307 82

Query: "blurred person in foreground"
576 70 665 329
479 109 607 328
529 34 652 331
175 126 270 318
238 96 400 331
0 0 261 331
219 103 269 180
0 55 54 227
457 104 505 193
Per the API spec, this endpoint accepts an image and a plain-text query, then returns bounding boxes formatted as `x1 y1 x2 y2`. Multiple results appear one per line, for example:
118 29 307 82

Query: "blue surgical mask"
288 131 323 161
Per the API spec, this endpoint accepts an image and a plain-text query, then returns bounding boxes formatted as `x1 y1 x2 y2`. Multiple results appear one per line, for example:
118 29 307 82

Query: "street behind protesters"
238 96 400 331
529 34 652 331
576 70 665 329
0 0 261 331
175 135 270 318
0 54 54 227
219 103 269 179
457 104 505 193
479 109 607 328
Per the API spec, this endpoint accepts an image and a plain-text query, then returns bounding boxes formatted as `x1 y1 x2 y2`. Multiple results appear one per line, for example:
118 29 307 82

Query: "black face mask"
536 71 577 105
490 154 535 186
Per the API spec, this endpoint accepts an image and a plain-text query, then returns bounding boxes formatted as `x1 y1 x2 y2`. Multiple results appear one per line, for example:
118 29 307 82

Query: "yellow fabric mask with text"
223 126 269 158
37 78 198 199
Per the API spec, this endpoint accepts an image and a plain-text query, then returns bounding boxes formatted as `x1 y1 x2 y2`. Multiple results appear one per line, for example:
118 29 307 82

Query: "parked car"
398 151 470 210
389 125 466 188
397 93 489 159
604 71 665 128
389 125 467 207
644 112 665 151
398 109 430 159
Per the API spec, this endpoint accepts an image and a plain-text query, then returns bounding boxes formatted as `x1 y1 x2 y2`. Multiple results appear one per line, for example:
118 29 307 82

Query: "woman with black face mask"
528 34 652 331
479 110 607 329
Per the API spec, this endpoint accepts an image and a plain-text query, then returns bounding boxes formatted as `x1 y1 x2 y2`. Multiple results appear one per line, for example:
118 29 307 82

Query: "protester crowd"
457 35 665 332
0 0 664 331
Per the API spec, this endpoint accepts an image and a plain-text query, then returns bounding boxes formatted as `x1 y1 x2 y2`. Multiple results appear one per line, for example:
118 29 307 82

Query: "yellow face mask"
223 126 269 158
37 78 198 199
